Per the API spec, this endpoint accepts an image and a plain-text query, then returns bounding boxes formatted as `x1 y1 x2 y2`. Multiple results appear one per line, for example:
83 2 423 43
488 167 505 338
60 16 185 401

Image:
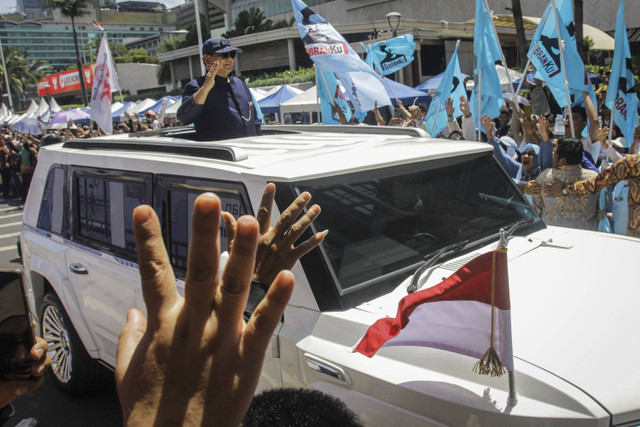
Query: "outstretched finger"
271 192 311 238
185 193 221 319
283 204 321 246
133 205 179 325
242 271 294 357
221 211 237 253
217 216 259 325
292 230 327 259
256 183 276 234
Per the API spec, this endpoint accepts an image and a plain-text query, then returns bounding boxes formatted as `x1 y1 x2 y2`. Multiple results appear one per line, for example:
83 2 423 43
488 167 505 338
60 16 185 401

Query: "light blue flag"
365 35 415 76
470 0 504 127
316 67 353 125
527 0 590 108
292 0 392 113
605 0 639 148
424 42 467 137
249 92 265 125
597 188 612 233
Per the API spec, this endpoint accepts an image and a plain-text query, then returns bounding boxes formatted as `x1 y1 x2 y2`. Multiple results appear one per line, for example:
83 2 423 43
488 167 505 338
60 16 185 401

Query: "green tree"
156 36 186 85
0 47 51 107
45 0 92 106
222 7 274 38
185 14 209 47
109 41 129 58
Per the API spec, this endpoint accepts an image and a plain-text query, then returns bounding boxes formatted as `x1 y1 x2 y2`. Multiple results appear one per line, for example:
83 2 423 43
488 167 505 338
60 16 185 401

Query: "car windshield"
294 151 540 305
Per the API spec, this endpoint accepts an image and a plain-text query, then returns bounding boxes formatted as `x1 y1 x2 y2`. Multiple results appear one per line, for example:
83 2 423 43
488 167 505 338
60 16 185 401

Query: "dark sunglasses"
216 51 236 59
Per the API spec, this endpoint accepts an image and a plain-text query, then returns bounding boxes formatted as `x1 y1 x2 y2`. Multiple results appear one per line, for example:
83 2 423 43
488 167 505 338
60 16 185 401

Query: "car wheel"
41 292 108 395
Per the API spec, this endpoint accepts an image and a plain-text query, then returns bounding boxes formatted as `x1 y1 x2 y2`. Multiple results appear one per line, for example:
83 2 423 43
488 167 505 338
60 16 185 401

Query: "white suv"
20 125 640 426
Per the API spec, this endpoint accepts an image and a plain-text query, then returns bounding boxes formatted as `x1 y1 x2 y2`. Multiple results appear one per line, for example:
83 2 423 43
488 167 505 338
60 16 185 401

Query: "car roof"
49 125 493 182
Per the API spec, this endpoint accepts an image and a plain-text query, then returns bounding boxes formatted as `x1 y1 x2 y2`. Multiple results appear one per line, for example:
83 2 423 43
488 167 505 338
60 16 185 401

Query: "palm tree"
45 0 92 106
509 0 528 69
0 47 43 107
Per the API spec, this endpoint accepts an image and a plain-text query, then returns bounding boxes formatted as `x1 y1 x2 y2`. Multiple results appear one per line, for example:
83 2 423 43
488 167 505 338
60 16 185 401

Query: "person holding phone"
0 272 51 422
177 37 261 141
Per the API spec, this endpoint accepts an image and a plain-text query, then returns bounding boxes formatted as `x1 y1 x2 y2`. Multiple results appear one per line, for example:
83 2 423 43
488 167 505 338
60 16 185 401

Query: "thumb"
116 309 147 383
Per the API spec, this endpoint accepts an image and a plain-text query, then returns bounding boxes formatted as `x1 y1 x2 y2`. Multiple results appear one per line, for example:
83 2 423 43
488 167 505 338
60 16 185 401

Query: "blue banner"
605 0 639 148
292 0 391 112
424 42 467 137
316 67 353 124
527 0 590 108
470 0 504 126
365 35 415 76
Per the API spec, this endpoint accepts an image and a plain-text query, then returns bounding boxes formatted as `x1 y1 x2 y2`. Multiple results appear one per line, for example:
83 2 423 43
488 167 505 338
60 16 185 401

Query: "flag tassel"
473 346 506 377
473 245 506 377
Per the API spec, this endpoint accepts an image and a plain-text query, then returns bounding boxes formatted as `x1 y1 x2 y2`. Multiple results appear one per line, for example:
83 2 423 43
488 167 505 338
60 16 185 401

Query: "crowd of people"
1 35 638 425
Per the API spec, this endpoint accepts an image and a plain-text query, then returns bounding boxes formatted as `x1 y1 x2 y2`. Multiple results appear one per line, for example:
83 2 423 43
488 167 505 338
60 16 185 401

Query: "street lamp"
386 12 401 38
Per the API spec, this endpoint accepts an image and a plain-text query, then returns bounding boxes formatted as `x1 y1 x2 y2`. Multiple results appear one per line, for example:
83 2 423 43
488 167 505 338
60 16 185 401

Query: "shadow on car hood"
353 227 640 425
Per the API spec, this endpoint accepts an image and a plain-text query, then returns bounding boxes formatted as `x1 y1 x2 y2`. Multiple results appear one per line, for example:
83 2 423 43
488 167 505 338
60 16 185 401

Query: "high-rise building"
17 0 54 19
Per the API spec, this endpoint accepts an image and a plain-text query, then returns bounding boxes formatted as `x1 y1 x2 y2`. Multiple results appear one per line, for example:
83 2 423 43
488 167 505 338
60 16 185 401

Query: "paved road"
0 196 123 427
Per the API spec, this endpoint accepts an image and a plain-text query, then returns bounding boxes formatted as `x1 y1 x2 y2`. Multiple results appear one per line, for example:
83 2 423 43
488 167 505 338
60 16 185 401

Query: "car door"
65 167 152 367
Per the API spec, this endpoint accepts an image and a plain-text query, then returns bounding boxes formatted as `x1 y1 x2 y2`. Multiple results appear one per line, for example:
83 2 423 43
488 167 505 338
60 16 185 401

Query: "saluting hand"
203 59 219 90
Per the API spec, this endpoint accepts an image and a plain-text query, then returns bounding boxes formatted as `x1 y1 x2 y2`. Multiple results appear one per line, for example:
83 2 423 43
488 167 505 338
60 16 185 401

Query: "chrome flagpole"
508 370 518 406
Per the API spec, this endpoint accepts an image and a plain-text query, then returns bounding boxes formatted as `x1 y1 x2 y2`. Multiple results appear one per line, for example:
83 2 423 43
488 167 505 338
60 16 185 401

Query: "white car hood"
357 226 640 425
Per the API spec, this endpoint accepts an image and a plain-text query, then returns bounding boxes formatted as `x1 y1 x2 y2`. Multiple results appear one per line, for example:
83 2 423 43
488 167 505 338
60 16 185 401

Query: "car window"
37 166 66 235
72 168 152 255
155 176 251 272
293 151 541 309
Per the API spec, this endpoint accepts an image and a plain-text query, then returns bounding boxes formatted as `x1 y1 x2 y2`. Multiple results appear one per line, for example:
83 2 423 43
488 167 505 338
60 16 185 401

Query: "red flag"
352 248 513 375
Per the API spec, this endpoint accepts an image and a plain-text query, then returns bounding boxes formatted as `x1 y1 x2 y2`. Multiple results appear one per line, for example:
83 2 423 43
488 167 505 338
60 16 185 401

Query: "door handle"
69 263 88 275
304 353 351 384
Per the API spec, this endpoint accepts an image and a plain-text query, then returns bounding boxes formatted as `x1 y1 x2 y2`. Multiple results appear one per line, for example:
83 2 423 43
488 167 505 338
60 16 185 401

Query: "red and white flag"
352 248 514 375
91 33 119 135
92 20 104 31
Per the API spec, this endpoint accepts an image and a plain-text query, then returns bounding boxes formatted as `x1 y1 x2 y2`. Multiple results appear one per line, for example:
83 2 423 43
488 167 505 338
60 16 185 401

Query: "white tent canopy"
36 98 49 117
49 97 62 113
279 86 320 115
127 98 156 115
164 98 182 117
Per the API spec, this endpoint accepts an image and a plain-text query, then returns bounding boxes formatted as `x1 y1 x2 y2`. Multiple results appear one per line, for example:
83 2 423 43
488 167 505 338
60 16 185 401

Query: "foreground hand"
116 193 294 426
544 179 564 197
222 184 325 286
0 337 51 408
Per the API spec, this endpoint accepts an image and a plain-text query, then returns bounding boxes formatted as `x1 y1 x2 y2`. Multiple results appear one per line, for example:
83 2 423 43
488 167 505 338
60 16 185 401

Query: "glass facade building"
0 20 163 72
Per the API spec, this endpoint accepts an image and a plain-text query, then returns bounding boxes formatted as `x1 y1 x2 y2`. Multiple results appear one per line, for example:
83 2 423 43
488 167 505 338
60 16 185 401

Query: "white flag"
91 33 119 135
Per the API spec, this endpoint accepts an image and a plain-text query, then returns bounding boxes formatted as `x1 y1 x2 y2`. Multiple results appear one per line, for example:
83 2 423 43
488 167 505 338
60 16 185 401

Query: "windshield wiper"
407 240 469 294
501 217 536 242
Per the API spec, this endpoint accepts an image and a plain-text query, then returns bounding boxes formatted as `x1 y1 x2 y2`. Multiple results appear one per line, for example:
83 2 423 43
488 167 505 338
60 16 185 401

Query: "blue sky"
0 0 188 14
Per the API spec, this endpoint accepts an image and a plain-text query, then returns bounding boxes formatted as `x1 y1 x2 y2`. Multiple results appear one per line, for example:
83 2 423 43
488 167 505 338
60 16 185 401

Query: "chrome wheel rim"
43 304 72 383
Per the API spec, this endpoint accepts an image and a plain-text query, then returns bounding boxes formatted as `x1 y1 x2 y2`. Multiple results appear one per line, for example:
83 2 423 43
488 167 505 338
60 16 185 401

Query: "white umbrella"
503 92 530 106
465 65 523 92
